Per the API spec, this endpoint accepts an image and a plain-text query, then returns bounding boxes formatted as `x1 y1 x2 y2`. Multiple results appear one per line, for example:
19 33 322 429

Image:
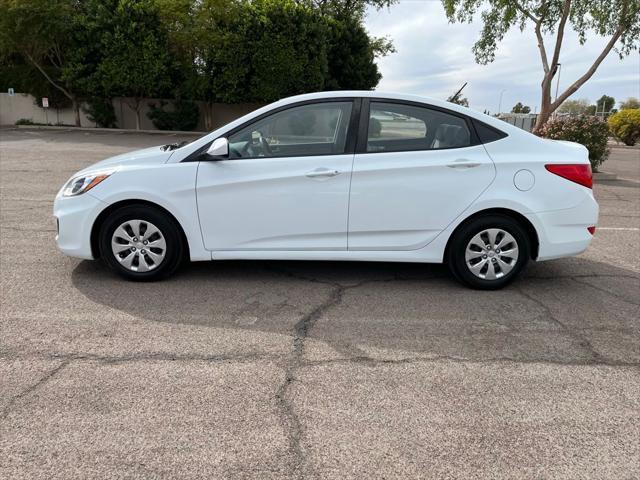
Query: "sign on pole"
42 97 49 108
8 88 14 96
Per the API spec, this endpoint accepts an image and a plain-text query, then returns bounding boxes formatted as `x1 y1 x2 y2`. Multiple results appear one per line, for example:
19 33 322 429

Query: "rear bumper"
526 193 599 261
53 193 106 260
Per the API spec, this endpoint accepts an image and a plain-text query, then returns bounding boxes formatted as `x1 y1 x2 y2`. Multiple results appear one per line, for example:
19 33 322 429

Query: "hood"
75 145 174 175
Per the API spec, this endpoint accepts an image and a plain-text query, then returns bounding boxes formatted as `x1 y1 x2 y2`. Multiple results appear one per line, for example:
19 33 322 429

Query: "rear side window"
367 102 471 153
472 119 508 144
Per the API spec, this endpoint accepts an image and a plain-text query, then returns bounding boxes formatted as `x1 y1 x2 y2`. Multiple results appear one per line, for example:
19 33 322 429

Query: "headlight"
62 170 115 197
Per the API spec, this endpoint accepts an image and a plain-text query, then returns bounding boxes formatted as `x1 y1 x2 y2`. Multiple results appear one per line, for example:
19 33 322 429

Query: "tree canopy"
0 0 394 128
558 98 590 114
620 97 640 109
442 0 640 132
511 102 531 113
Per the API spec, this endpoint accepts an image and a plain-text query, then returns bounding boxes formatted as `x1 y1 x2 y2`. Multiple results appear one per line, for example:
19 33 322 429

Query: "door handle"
306 168 340 178
446 160 481 169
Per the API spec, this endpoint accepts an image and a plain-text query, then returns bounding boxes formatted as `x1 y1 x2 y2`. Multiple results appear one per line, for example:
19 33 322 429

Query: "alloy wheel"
464 228 519 280
110 219 167 272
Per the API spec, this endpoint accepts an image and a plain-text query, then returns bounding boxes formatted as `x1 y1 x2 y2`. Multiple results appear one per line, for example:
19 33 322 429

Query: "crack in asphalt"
268 264 408 479
570 276 640 307
0 351 282 365
516 287 609 365
274 279 345 479
0 360 70 421
303 354 640 369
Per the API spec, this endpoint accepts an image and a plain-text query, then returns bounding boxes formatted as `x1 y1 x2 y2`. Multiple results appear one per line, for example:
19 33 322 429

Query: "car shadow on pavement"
71 257 640 366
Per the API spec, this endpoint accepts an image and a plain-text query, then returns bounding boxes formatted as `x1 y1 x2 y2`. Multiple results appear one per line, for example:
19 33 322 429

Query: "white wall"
0 92 261 132
0 93 92 126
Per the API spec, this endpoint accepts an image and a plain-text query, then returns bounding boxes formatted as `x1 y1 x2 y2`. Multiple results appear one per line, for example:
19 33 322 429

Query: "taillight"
545 164 592 189
588 226 596 235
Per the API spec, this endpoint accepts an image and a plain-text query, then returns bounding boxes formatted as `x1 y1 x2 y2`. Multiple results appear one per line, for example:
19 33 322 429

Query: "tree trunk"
533 106 552 135
72 98 81 127
533 74 554 135
125 98 142 130
135 107 141 130
204 102 214 131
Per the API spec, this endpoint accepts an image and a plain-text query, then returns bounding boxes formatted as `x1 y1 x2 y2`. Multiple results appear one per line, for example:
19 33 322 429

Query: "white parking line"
598 227 640 231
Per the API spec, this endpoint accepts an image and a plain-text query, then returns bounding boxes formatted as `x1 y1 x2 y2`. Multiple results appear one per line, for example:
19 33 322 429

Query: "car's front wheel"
99 205 185 281
447 215 530 290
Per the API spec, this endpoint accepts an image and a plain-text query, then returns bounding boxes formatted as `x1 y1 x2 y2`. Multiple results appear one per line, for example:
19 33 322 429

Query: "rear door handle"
306 168 340 178
446 160 481 169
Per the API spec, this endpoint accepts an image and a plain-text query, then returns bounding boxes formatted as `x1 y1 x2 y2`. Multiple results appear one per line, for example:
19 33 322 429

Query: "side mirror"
205 137 229 159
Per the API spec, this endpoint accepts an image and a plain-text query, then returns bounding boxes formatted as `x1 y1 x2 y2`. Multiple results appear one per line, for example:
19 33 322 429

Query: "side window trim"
355 98 481 154
183 98 359 162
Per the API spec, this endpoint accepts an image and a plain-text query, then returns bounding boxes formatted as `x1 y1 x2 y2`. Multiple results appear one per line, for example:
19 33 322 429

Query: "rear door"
348 99 495 250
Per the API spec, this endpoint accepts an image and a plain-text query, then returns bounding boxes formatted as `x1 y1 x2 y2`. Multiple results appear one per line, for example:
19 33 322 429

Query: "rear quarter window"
472 119 508 144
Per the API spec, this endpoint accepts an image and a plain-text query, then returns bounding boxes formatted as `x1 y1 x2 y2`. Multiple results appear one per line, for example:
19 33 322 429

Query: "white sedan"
54 91 598 289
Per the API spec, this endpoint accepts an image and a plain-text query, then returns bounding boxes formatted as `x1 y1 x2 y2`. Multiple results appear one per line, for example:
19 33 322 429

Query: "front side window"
228 102 353 159
367 102 471 153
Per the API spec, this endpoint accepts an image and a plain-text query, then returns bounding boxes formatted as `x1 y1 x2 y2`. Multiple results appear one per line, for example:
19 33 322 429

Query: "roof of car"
272 90 527 137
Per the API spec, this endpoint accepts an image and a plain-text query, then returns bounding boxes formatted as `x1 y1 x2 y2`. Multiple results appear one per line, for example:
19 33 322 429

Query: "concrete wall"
0 92 92 126
1 92 261 132
499 114 538 132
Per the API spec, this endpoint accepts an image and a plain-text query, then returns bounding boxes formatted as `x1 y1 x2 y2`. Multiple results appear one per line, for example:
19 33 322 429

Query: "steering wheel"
240 131 272 157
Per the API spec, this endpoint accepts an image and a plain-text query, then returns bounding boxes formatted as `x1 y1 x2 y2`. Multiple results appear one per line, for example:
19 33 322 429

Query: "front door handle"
306 168 340 178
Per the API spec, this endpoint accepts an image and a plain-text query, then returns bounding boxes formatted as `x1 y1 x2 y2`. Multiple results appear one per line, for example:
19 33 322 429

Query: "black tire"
99 204 185 281
446 214 530 290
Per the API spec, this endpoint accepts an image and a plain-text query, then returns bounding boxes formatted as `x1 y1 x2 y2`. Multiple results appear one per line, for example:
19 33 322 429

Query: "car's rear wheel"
99 205 184 281
447 215 530 290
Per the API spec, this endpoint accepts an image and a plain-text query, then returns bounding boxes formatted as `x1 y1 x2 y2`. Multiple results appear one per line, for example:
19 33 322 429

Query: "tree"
447 91 469 106
511 102 532 113
299 0 397 18
608 108 640 145
620 97 640 109
595 94 616 114
299 0 396 88
325 15 384 90
0 0 83 125
442 0 640 134
94 0 173 129
558 98 590 115
0 55 72 110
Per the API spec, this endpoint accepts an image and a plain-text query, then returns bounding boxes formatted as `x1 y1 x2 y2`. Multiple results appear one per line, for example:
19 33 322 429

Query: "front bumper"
53 193 106 260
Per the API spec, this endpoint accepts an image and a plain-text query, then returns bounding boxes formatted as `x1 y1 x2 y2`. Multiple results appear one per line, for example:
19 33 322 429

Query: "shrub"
83 98 117 128
540 116 610 171
147 100 200 131
608 109 640 146
15 118 34 125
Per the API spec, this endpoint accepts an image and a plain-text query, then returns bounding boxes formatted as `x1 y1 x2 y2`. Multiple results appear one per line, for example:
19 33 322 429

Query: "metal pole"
553 63 562 118
498 89 506 114
554 63 562 104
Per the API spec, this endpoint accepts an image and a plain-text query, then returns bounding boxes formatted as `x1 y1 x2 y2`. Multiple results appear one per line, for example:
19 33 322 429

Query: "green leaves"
541 115 611 170
443 0 640 64
2 0 389 123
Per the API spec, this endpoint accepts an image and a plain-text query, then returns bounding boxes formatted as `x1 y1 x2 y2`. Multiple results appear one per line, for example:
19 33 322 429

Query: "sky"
364 0 640 114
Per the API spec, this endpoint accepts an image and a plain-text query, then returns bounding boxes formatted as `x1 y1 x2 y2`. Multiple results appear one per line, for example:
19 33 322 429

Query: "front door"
348 100 496 250
196 100 356 251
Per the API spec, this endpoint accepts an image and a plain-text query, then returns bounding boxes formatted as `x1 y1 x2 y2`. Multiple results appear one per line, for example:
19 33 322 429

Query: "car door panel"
196 100 356 251
197 155 353 251
349 145 495 250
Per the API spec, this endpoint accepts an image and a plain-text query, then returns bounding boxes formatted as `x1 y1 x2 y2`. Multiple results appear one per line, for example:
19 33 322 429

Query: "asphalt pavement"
1 127 639 479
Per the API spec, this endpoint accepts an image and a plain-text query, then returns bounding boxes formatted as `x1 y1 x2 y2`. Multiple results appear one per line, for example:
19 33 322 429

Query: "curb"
9 125 205 136
607 142 639 150
593 171 618 181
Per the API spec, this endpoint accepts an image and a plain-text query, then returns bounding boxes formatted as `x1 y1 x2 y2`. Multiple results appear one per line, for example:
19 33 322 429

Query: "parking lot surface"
1 128 639 479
